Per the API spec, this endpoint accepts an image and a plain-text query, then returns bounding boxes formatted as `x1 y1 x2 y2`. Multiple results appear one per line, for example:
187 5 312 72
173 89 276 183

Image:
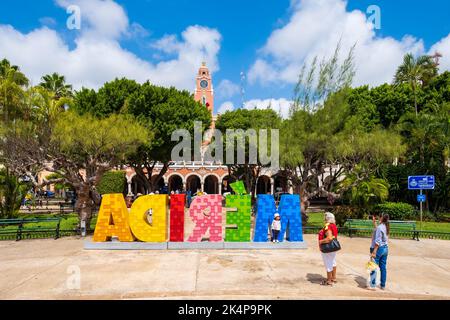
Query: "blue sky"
1 0 449 116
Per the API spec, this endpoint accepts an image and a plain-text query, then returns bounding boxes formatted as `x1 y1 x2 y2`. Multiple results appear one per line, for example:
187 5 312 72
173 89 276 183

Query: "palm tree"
338 174 389 212
39 73 73 100
0 59 29 122
394 53 438 116
0 59 28 86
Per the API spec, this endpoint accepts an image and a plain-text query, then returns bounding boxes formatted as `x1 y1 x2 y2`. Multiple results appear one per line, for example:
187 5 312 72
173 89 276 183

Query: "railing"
302 226 450 241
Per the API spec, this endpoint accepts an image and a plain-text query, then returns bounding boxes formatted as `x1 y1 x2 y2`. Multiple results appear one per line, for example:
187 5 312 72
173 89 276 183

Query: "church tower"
194 62 214 115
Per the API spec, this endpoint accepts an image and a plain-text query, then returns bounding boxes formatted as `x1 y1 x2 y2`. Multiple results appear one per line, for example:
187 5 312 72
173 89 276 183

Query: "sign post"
408 176 435 231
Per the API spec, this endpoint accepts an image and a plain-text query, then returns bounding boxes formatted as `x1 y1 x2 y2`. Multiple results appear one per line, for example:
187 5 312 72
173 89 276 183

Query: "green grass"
306 212 325 227
0 213 97 232
306 212 450 233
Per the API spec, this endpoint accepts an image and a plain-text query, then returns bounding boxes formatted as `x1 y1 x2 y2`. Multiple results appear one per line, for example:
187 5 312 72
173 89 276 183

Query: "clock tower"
194 62 214 115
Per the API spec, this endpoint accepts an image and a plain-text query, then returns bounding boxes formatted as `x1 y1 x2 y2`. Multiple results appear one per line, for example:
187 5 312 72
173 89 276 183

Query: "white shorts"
322 252 337 272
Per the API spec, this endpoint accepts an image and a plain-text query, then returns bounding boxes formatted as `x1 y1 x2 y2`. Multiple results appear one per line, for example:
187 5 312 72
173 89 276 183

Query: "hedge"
96 171 126 195
375 202 417 221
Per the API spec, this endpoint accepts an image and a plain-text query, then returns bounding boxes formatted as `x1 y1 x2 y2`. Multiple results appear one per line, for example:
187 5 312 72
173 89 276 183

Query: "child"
271 213 281 243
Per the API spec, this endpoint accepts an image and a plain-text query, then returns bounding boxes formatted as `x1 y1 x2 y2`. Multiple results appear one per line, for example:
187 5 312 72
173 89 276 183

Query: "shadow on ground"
306 273 325 285
354 275 367 288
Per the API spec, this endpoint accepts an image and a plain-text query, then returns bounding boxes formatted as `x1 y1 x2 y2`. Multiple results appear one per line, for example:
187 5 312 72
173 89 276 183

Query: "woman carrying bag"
318 212 342 286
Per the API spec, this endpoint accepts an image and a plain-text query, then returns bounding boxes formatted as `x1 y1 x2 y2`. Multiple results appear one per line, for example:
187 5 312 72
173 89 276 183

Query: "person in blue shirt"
369 214 390 290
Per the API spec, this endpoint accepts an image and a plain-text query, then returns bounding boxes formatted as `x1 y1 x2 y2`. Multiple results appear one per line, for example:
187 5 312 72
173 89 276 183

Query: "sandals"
321 280 333 286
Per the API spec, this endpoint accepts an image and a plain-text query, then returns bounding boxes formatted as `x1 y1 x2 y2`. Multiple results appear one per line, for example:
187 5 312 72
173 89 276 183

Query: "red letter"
170 194 185 242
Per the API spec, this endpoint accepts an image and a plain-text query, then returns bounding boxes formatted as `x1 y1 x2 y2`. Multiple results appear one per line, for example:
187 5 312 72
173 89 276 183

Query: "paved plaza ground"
0 234 449 300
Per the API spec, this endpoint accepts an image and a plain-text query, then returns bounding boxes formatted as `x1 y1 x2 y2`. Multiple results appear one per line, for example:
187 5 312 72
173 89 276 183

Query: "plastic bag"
366 257 378 288
366 257 378 272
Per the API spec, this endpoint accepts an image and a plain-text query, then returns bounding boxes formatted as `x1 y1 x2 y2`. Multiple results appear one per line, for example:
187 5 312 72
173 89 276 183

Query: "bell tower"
194 62 214 115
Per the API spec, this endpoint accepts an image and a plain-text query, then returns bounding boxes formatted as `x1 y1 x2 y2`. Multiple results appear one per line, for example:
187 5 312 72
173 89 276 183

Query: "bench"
0 217 62 241
345 219 418 241
59 202 75 214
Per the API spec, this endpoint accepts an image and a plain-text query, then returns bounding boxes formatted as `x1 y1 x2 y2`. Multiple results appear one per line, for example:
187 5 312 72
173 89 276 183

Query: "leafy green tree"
125 82 212 192
73 78 140 118
1 107 148 227
338 172 389 213
39 73 73 99
216 108 282 198
293 41 355 113
396 104 450 213
47 112 148 226
394 53 438 115
281 90 404 214
0 58 29 123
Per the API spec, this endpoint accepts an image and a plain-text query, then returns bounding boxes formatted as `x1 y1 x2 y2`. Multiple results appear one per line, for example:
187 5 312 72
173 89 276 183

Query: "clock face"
200 80 208 89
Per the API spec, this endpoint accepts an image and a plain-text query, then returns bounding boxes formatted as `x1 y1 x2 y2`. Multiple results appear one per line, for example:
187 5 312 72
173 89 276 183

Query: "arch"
131 174 147 195
186 174 202 195
168 174 184 193
151 175 166 193
256 175 271 195
273 175 288 194
202 172 221 183
204 175 219 195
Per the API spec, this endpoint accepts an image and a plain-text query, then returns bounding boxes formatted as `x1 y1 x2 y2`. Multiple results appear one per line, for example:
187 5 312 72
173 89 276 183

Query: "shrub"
96 171 126 195
0 169 28 218
332 206 364 227
374 202 416 221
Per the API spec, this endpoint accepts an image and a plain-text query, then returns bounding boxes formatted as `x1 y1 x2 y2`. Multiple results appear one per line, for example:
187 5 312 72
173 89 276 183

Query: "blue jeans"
370 246 388 288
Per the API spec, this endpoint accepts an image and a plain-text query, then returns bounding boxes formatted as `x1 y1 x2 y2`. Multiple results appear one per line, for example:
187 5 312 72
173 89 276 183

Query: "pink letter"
187 195 223 242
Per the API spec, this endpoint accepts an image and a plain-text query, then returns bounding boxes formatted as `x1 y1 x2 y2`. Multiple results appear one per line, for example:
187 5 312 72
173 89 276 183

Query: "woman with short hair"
319 212 339 286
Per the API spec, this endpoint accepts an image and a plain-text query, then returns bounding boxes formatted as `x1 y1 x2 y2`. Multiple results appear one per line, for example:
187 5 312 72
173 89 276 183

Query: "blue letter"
253 194 303 242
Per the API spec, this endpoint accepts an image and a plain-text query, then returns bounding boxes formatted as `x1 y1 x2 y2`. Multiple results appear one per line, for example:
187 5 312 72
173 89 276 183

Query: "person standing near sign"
318 212 339 286
369 214 390 290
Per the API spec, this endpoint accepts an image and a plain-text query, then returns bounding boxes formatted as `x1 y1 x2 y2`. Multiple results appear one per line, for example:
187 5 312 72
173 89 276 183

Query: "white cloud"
216 79 240 99
244 98 293 119
217 101 235 114
429 33 450 72
57 0 129 40
248 0 428 87
0 0 222 91
39 17 57 27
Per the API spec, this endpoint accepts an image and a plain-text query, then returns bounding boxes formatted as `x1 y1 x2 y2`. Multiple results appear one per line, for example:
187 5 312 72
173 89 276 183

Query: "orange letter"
93 194 133 242
129 195 168 242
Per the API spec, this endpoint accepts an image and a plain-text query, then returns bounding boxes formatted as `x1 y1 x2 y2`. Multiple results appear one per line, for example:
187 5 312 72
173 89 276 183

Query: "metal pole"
420 189 423 231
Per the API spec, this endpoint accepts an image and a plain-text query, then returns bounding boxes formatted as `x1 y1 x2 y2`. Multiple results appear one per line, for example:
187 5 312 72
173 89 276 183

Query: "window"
202 96 207 105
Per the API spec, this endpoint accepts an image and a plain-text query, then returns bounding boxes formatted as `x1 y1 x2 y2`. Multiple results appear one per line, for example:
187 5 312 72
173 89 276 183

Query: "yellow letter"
129 195 168 242
93 194 134 242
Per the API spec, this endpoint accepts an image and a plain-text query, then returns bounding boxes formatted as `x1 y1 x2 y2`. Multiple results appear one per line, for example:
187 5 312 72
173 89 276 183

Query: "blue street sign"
417 194 426 203
408 176 435 190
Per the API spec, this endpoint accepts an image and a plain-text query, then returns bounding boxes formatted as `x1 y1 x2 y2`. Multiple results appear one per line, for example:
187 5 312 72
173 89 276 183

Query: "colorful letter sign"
92 181 304 245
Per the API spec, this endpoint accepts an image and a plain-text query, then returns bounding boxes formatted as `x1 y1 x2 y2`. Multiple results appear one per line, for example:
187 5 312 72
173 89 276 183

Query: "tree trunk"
75 184 94 232
413 83 418 116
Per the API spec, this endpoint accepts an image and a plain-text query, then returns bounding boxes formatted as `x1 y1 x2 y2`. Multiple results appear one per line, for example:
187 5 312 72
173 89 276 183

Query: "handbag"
320 238 342 253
